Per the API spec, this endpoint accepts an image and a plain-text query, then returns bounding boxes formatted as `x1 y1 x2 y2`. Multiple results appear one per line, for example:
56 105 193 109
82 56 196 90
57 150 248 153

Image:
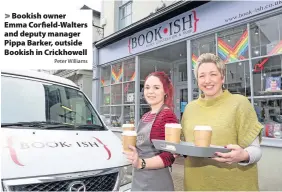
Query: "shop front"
94 1 282 190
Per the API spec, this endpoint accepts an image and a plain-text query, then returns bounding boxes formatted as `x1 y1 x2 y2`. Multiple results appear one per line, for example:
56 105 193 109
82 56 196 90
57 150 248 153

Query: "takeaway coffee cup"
122 130 137 152
165 123 182 144
121 124 135 145
193 126 212 147
122 124 135 131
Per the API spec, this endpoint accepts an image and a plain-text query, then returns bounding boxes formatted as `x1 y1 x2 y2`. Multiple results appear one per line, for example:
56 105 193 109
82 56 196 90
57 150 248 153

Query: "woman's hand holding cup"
124 145 141 168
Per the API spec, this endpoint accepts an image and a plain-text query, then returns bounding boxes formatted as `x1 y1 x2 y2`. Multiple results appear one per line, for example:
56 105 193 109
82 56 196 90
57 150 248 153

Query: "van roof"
1 70 79 88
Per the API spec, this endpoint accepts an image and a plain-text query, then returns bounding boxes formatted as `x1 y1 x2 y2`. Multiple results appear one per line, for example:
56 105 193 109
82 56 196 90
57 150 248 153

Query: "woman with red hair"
124 71 178 191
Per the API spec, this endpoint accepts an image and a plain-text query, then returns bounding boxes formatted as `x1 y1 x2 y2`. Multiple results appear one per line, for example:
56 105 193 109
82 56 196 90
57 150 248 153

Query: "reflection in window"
101 86 111 106
140 57 156 81
124 82 135 104
252 55 282 96
2 76 103 127
250 14 282 58
123 58 135 82
224 61 251 96
124 106 135 124
254 98 282 139
111 106 122 127
100 107 111 126
217 25 248 63
178 63 187 82
111 63 123 84
192 34 216 68
111 84 122 105
101 66 111 86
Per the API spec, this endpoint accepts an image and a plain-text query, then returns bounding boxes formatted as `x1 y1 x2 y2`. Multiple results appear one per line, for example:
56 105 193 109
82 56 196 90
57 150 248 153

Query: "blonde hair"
194 53 225 80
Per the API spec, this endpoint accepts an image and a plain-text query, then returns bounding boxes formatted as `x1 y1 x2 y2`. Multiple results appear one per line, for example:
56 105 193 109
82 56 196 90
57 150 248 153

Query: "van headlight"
119 165 133 186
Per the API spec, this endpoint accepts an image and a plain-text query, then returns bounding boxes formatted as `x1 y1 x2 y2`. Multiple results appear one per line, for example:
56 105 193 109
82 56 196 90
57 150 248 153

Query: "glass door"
175 85 188 121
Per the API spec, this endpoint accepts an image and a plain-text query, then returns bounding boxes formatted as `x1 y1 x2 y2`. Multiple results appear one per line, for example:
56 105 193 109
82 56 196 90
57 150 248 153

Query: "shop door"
175 85 188 121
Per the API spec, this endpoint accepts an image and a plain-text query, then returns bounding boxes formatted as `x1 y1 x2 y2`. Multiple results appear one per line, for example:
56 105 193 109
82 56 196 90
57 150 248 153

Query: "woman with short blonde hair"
181 53 263 191
194 53 226 79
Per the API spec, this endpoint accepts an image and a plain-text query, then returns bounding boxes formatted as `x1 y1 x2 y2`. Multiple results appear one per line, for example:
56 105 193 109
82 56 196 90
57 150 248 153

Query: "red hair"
144 71 174 109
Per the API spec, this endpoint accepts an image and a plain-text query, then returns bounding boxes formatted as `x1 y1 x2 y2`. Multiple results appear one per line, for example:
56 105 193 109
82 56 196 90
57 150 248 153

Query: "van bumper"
119 182 131 192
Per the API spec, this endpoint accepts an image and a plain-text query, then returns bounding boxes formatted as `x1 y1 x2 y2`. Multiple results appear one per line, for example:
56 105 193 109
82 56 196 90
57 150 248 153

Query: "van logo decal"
4 137 111 166
93 137 111 160
6 137 24 166
68 181 86 192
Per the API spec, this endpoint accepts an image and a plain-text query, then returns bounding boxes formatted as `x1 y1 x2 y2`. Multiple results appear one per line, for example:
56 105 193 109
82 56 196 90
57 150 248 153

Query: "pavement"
171 157 185 191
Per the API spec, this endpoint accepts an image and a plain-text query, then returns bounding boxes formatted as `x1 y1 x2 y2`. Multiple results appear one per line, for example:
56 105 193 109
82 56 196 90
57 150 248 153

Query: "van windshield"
1 75 105 130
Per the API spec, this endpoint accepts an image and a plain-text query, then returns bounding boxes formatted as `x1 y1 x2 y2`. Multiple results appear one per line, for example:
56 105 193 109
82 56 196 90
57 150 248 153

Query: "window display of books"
265 76 281 92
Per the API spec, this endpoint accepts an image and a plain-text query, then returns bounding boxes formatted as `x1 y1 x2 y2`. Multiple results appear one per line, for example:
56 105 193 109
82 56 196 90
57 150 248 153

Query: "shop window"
111 63 123 84
100 107 111 126
252 55 282 96
100 58 136 128
252 53 282 140
178 63 187 82
224 61 251 97
217 25 249 63
100 86 110 106
123 58 135 82
140 58 156 81
124 82 135 104
254 98 282 139
111 84 122 105
124 106 135 124
192 34 216 68
101 66 111 86
111 106 122 127
250 14 282 58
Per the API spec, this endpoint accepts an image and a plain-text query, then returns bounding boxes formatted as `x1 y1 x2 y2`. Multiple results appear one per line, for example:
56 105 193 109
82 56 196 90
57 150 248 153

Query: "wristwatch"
140 158 146 169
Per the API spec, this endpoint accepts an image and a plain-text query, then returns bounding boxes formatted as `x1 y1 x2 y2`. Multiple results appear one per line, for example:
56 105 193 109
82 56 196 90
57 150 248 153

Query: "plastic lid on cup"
165 123 182 129
122 124 135 128
122 130 137 136
194 126 212 131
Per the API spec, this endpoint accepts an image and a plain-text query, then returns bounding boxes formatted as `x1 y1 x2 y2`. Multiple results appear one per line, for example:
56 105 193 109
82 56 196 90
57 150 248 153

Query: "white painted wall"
93 15 103 43
132 0 176 23
101 0 116 37
101 0 177 37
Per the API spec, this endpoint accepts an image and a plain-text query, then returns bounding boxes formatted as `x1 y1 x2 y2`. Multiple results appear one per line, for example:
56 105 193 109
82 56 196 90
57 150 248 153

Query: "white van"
1 70 132 191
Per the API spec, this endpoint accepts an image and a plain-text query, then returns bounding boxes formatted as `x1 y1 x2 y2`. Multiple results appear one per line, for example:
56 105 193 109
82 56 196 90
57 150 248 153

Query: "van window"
1 75 104 129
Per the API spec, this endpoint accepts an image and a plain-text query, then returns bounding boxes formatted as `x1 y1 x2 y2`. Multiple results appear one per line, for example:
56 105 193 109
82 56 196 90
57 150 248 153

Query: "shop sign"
129 10 199 54
99 1 282 64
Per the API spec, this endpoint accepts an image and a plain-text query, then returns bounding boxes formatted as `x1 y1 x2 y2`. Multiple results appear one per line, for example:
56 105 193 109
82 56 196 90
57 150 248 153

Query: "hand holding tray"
152 139 231 158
